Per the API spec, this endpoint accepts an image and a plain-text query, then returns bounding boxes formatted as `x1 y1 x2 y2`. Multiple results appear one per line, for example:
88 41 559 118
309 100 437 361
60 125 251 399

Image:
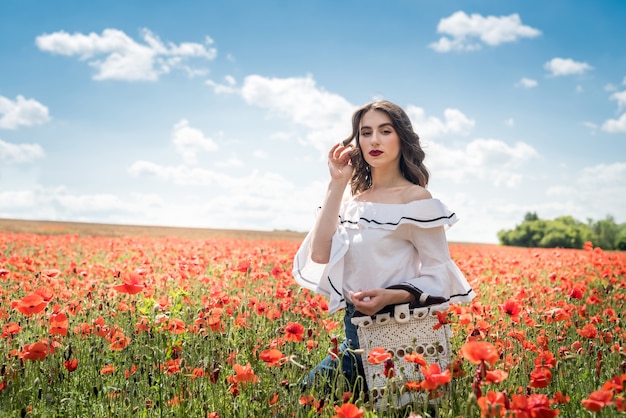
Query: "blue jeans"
303 304 366 391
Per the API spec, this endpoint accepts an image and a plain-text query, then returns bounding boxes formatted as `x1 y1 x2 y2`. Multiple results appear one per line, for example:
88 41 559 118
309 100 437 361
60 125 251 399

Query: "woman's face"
358 109 401 169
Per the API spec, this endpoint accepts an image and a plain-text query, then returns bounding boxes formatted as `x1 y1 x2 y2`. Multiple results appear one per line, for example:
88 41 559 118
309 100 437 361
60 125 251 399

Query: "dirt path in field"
0 218 307 242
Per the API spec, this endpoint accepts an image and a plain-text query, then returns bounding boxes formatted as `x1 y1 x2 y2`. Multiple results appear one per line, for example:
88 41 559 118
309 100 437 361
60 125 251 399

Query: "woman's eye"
382 130 392 134
361 131 371 137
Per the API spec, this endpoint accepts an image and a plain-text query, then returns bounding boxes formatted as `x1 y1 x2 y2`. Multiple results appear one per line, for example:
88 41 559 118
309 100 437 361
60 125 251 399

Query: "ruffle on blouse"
338 198 458 230
293 199 473 314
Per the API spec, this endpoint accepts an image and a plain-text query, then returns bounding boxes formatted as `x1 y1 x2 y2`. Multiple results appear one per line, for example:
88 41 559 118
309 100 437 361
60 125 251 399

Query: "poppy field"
0 228 625 417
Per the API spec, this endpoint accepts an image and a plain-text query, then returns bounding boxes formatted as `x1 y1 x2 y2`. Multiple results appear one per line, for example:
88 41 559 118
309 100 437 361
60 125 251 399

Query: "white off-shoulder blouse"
293 198 475 314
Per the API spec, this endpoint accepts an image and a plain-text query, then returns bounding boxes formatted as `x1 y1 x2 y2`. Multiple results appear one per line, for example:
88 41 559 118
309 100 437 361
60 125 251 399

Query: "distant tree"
524 212 539 222
497 217 546 247
539 216 592 249
616 228 626 251
590 215 619 250
498 213 624 250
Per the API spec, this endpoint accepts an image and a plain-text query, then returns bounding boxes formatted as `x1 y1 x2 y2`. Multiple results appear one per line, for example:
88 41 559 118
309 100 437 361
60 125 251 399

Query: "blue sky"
1 0 625 243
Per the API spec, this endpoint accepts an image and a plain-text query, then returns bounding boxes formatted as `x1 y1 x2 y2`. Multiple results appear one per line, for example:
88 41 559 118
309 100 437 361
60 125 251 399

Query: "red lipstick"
369 150 383 156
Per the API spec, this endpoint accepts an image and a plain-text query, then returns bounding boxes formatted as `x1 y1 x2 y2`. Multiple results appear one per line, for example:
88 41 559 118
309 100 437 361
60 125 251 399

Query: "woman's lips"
369 150 383 156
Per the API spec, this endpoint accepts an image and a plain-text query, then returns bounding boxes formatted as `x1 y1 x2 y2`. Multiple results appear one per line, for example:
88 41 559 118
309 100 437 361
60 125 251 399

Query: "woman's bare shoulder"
402 184 432 203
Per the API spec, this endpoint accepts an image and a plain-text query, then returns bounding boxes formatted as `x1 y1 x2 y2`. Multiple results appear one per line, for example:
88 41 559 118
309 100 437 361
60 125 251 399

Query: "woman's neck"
369 167 407 190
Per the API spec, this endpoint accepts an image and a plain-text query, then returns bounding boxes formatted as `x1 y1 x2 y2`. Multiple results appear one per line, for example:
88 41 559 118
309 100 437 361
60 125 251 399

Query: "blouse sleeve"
292 208 350 313
400 219 475 305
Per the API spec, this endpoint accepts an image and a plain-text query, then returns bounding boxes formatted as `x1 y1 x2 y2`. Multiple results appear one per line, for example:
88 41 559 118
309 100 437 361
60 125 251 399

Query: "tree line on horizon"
497 212 626 251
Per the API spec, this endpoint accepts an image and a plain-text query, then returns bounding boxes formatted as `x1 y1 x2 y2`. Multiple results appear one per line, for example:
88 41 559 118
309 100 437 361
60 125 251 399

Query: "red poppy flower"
404 352 427 367
534 350 556 368
420 363 451 391
510 394 560 418
20 340 55 361
283 322 305 342
100 365 116 375
577 323 598 339
124 365 137 378
40 269 61 278
569 287 584 300
553 391 571 404
108 331 131 351
404 381 422 391
227 363 259 385
2 322 22 338
33 286 54 302
582 389 614 412
602 374 626 393
163 358 182 374
259 349 285 367
92 316 110 338
485 369 509 384
433 310 449 330
49 312 69 336
112 272 145 294
167 318 187 334
529 366 552 388
64 359 78 372
477 391 509 417
498 299 522 319
367 347 392 365
383 359 395 379
333 403 364 418
460 341 499 366
12 293 48 315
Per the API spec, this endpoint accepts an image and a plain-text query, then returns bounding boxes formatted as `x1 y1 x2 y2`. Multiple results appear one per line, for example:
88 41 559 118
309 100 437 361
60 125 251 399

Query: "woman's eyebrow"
360 122 393 131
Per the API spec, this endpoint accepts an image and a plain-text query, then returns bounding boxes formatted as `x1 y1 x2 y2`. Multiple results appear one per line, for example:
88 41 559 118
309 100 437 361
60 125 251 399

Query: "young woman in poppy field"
293 100 475 401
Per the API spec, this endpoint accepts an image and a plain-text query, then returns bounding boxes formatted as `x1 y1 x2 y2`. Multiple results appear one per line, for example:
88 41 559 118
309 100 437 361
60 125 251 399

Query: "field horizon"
0 217 489 247
0 217 308 242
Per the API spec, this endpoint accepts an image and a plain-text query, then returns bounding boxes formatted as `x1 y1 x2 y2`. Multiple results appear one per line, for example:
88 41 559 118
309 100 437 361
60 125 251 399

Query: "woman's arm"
309 143 353 264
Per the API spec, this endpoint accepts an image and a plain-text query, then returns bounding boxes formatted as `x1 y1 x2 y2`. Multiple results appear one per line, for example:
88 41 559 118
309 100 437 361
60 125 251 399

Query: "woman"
293 100 475 391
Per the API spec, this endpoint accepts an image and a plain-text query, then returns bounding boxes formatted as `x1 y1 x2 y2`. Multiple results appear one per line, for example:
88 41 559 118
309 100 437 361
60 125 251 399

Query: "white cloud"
171 119 218 164
0 139 45 163
0 95 51 129
215 156 244 168
125 158 323 229
406 106 475 138
544 58 593 77
505 118 515 127
601 113 626 133
206 75 238 94
253 150 269 159
582 121 598 132
610 90 626 110
240 74 354 154
429 11 541 52
516 77 538 88
546 162 626 221
579 162 626 186
0 186 136 214
220 74 476 156
36 28 216 81
426 138 539 187
128 161 229 185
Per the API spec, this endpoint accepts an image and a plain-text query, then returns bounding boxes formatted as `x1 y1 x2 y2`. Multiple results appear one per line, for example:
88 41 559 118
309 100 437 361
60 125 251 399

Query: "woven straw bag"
351 302 451 410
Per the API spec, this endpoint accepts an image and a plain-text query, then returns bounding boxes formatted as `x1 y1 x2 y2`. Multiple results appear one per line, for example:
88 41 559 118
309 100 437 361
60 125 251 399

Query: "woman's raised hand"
328 143 354 183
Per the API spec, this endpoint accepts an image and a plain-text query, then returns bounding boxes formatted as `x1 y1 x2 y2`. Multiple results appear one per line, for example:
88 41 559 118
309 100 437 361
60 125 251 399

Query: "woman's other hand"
349 288 413 316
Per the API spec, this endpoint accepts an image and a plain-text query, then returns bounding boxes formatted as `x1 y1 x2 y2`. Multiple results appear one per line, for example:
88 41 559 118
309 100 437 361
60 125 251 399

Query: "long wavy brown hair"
342 100 430 196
